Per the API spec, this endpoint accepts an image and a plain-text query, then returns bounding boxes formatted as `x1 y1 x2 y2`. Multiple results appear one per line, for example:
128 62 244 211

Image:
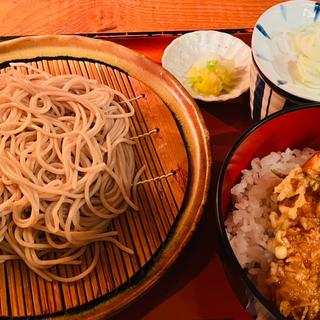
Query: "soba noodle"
0 63 141 282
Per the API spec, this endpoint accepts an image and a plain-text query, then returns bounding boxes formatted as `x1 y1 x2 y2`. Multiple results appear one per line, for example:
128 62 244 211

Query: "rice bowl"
216 105 320 319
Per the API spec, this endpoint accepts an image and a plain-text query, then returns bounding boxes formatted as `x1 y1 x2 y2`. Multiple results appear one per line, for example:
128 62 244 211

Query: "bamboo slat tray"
0 35 211 319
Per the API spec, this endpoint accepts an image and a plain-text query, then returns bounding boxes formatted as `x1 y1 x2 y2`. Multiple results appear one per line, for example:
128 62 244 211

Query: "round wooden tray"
0 35 211 319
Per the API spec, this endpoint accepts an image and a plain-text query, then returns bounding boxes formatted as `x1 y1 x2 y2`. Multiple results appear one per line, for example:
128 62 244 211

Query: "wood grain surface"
0 0 118 36
0 0 284 36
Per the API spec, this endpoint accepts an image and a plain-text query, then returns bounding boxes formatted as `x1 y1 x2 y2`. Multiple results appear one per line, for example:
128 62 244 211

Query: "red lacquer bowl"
216 105 320 319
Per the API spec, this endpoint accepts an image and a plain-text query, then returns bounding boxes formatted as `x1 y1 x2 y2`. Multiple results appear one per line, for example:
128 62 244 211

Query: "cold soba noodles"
0 63 142 282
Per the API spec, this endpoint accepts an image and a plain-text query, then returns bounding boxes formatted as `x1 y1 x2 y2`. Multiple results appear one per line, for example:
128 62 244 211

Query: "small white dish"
162 30 251 102
252 0 320 102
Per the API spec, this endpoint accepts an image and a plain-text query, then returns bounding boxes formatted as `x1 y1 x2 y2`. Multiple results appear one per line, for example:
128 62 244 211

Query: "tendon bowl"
216 105 320 319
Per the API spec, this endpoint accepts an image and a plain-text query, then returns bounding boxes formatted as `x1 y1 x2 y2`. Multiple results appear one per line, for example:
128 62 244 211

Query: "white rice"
226 147 315 288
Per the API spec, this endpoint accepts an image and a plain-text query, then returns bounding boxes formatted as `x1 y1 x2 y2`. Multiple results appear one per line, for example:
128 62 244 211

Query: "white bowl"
252 0 320 102
162 30 251 102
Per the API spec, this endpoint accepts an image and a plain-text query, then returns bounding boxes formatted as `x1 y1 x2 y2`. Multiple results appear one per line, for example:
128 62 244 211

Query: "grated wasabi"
187 58 235 96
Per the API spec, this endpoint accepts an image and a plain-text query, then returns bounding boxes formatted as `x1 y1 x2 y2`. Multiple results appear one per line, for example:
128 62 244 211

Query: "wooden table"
1 0 283 36
0 1 285 319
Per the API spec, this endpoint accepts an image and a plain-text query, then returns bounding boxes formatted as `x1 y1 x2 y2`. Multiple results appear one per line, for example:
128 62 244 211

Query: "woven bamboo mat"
0 58 188 318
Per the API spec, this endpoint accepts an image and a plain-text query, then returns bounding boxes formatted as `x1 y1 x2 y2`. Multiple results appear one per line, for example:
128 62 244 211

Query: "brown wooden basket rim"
0 35 212 319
